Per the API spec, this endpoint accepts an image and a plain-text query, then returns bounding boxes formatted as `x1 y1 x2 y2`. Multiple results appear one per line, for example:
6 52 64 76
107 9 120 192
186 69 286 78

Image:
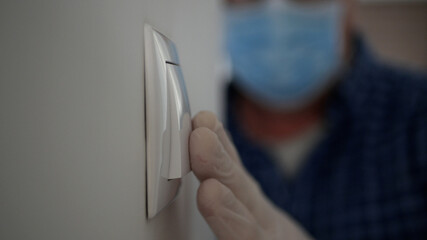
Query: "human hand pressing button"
190 111 313 240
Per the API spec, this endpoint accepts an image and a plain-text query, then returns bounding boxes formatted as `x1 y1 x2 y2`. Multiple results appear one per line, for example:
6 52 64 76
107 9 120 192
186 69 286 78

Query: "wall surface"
0 0 220 239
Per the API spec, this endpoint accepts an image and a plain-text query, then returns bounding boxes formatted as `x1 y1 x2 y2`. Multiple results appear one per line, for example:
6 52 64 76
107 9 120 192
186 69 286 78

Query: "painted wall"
0 0 220 239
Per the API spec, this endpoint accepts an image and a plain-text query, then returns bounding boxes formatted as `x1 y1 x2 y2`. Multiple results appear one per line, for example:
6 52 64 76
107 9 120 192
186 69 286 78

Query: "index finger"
192 111 241 164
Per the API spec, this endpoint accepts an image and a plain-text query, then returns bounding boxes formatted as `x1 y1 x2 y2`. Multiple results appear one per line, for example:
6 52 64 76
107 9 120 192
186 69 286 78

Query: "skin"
190 0 357 239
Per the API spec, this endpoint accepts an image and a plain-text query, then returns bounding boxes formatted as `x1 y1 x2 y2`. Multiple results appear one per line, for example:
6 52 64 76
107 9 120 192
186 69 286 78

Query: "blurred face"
226 0 352 9
223 0 357 109
225 0 355 61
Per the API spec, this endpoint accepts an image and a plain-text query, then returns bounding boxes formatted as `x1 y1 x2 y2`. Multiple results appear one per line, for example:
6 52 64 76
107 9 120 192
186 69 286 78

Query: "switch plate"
144 24 192 219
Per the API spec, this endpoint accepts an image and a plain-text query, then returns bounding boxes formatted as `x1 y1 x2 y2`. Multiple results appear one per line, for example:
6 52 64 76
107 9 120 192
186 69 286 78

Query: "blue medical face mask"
225 1 343 109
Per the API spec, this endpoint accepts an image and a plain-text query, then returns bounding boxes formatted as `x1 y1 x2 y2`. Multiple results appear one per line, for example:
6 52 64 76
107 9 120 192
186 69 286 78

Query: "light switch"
160 63 191 180
144 24 192 219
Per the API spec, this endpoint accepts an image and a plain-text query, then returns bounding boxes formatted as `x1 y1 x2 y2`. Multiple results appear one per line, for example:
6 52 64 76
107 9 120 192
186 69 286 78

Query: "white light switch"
144 24 192 219
160 63 192 180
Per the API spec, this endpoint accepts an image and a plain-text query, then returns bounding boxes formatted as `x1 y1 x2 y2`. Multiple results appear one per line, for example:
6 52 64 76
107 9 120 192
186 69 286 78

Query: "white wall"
0 0 221 239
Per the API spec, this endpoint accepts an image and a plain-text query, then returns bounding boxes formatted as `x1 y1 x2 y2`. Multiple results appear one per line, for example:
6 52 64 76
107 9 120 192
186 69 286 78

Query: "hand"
189 111 313 240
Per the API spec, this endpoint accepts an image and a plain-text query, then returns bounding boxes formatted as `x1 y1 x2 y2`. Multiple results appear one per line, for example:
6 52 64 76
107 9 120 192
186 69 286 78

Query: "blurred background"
356 0 427 70
216 0 427 118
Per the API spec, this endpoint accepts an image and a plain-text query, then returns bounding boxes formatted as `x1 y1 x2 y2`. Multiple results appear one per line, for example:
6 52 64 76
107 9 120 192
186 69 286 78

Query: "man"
189 0 427 239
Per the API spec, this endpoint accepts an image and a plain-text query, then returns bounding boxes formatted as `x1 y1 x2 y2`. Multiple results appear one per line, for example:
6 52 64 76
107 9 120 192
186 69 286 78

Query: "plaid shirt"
225 39 427 239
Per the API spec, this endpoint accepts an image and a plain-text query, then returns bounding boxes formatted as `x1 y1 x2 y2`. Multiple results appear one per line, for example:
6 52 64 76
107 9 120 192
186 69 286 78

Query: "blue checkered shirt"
225 39 427 239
